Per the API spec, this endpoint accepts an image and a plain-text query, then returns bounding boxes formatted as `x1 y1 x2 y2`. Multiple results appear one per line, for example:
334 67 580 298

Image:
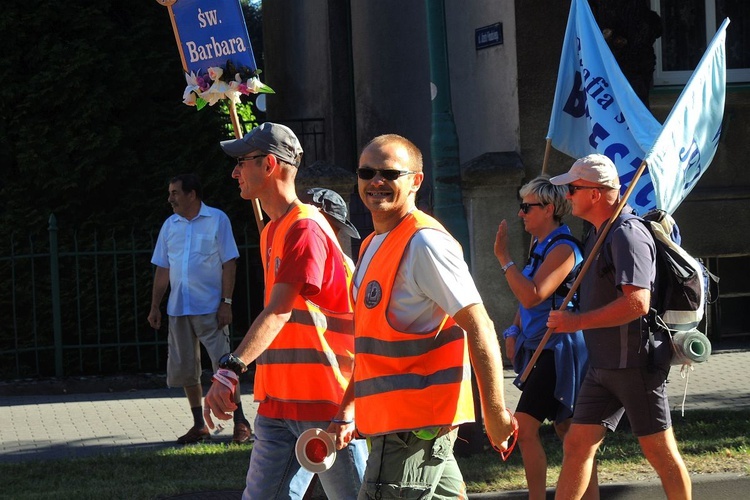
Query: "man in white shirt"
331 134 515 498
148 173 250 444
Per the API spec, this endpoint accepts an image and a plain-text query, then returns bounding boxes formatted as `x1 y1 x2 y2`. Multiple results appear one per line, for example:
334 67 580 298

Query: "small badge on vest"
364 281 382 309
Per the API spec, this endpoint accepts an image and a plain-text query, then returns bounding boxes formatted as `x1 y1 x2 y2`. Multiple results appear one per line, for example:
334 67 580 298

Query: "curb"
164 473 750 499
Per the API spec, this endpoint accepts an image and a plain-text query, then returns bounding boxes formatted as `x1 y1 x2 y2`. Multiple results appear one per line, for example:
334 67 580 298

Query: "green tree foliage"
0 1 267 378
0 0 263 235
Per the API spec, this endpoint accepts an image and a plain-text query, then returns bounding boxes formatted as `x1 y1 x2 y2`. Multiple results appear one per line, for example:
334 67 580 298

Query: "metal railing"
278 118 325 167
0 214 263 380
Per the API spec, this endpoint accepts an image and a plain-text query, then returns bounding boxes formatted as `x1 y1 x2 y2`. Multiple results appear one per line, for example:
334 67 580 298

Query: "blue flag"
547 0 727 214
644 19 729 214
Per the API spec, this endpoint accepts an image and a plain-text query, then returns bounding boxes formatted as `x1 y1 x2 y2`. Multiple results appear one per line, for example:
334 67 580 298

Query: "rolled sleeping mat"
671 329 712 365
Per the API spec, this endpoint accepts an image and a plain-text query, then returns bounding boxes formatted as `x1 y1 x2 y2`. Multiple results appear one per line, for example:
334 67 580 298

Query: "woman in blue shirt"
494 175 597 499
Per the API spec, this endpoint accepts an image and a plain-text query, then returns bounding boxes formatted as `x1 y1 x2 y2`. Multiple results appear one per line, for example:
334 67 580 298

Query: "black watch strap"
218 352 246 375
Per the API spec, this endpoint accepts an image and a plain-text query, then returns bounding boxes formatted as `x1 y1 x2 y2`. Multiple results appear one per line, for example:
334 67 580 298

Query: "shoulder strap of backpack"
621 215 662 372
540 233 583 260
526 239 542 275
540 233 584 310
528 233 582 278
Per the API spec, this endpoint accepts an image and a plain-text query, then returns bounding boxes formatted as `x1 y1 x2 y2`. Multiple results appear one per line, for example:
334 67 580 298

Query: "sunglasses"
567 184 602 195
236 154 267 167
519 202 545 214
357 167 418 181
490 408 519 461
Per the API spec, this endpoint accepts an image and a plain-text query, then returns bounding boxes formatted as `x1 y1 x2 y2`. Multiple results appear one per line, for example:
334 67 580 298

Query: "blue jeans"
243 414 368 500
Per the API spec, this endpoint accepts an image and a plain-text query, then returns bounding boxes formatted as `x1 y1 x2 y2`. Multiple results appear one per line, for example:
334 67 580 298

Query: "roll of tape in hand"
295 428 337 473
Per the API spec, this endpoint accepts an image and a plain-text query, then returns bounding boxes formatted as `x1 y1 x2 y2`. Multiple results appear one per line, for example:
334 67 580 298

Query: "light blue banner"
644 19 729 214
547 0 726 214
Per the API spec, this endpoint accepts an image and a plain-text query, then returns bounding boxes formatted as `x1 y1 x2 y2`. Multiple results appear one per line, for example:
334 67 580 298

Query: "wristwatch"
221 297 233 305
218 352 247 375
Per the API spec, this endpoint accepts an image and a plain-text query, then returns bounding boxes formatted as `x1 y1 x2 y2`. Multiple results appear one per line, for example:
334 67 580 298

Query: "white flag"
644 19 729 214
547 0 728 214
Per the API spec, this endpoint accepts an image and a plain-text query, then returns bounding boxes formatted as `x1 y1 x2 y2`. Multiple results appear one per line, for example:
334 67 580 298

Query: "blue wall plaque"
475 23 503 50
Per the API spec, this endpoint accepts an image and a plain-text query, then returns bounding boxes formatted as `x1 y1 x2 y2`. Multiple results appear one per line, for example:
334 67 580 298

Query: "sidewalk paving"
2 347 749 497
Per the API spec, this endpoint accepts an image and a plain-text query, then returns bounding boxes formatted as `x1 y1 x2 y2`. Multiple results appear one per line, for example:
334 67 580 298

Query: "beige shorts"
166 314 230 387
359 428 464 499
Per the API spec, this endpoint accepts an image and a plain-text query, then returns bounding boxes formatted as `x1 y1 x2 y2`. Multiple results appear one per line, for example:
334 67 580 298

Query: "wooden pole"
228 100 265 233
527 139 554 256
157 1 265 233
519 160 649 383
160 2 188 72
541 138 552 176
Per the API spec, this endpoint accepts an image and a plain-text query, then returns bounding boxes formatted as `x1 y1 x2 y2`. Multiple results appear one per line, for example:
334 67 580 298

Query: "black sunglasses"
567 184 602 195
519 202 545 214
236 154 267 166
357 167 418 181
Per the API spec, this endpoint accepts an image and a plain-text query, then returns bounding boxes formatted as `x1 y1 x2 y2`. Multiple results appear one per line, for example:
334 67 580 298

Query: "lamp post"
426 0 482 455
425 0 471 265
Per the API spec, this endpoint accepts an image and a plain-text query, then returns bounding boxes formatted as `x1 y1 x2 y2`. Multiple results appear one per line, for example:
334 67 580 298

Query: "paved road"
2 348 749 498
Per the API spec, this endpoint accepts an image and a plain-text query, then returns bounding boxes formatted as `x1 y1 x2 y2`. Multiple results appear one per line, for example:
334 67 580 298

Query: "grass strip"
1 410 747 499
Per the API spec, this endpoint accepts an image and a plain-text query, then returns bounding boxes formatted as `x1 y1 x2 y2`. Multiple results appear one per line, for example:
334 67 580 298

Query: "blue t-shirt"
512 224 588 422
518 225 583 342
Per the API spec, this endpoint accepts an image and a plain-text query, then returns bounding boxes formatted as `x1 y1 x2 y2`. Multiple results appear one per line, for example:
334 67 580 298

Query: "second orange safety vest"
254 204 354 406
352 210 475 436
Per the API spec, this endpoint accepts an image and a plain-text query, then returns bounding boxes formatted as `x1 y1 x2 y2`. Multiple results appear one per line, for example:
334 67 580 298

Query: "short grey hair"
519 175 571 223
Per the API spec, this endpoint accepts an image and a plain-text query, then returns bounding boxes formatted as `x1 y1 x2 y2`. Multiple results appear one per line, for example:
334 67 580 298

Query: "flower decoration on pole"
158 0 273 110
183 62 275 110
159 0 269 232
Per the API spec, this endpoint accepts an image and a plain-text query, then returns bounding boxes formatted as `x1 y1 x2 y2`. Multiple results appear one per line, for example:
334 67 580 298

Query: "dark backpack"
640 209 719 332
599 211 709 331
589 210 719 369
527 233 584 310
603 210 719 368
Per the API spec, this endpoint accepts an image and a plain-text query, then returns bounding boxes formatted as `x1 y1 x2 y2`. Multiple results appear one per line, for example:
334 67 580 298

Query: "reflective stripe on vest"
254 204 354 405
353 210 475 436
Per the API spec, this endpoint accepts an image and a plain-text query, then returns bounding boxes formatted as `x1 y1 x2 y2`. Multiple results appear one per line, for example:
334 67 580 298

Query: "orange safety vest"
254 204 354 406
352 210 475 436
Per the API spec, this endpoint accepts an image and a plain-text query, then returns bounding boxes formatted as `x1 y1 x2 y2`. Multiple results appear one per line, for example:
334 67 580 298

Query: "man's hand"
547 309 580 334
217 303 232 329
484 406 515 452
149 266 169 329
203 370 239 429
147 307 161 330
326 420 356 451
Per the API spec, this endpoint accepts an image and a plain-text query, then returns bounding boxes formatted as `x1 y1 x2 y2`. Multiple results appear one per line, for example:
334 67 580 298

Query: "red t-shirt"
258 216 350 421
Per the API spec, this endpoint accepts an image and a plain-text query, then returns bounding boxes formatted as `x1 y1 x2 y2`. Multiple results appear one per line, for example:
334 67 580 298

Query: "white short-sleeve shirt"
353 227 482 332
151 203 239 316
